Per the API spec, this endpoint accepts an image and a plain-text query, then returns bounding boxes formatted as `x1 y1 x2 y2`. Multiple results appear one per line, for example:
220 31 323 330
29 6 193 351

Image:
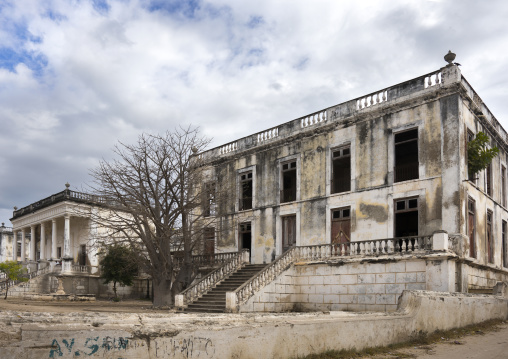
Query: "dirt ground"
370 322 508 359
0 297 170 313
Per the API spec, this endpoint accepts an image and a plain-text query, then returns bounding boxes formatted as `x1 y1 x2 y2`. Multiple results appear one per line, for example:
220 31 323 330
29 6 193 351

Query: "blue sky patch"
247 15 264 28
146 0 201 19
0 47 48 77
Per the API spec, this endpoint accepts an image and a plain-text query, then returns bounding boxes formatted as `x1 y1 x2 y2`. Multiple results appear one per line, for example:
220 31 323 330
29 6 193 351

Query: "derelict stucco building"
195 60 508 299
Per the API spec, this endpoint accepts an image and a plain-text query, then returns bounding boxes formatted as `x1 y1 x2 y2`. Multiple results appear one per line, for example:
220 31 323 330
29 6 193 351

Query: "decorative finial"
1 222 4 227
444 50 456 64
191 146 198 154
65 182 70 188
13 206 17 210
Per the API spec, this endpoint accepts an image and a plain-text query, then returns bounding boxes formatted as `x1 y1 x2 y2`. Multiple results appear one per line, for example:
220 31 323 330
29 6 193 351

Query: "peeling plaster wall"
1 291 507 359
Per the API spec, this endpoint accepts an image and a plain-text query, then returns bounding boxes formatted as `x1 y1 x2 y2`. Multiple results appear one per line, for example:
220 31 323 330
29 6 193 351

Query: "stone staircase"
184 264 266 313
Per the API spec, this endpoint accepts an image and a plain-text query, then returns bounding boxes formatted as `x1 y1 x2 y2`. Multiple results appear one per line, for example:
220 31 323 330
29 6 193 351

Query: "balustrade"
219 142 237 155
356 90 388 110
424 71 442 88
300 110 327 128
257 127 279 142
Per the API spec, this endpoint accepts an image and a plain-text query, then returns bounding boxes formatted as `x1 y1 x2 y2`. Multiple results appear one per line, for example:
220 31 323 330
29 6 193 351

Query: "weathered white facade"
194 61 508 305
9 184 100 274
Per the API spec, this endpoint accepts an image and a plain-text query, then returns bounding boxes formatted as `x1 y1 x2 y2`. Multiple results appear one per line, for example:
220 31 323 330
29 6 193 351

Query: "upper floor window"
202 182 216 217
280 160 297 203
502 220 507 268
394 129 419 182
467 130 475 181
486 163 492 196
239 172 253 211
468 198 476 258
502 166 507 207
331 146 351 193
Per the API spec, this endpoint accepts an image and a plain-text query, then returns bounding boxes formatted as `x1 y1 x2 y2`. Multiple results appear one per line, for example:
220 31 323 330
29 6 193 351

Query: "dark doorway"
394 198 418 237
79 244 87 266
282 215 296 252
204 228 215 255
239 222 252 261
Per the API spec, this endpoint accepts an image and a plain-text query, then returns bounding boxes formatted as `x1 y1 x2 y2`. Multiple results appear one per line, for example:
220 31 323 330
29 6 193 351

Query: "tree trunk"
113 281 117 298
152 278 173 307
3 283 8 300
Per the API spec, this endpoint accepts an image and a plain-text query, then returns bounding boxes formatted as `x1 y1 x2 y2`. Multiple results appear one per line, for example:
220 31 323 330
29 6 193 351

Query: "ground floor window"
203 228 215 255
394 197 418 237
239 222 252 261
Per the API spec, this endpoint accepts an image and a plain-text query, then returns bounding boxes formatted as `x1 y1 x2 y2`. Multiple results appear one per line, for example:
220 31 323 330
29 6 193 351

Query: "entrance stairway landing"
184 264 266 313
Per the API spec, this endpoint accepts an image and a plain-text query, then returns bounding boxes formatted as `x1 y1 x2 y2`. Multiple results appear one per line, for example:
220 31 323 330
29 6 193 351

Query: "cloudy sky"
1 0 508 226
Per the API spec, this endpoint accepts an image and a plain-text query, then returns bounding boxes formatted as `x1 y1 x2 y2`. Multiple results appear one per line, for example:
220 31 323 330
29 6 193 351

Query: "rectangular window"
16 238 21 257
502 220 507 268
468 198 476 258
502 166 507 207
239 172 253 211
202 182 216 217
57 246 62 259
394 198 418 237
394 129 419 182
486 163 492 196
487 210 494 263
331 146 351 193
467 130 475 180
280 160 297 203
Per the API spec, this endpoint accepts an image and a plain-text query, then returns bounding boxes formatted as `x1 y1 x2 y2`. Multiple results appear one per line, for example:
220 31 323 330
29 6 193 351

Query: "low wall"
6 273 151 300
0 291 506 358
240 255 451 312
464 261 508 292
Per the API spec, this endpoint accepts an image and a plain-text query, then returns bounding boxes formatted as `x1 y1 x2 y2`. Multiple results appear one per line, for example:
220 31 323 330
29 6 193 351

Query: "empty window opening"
467 130 475 181
502 166 507 207
282 215 296 252
468 198 476 258
239 172 253 211
394 198 418 237
239 222 252 261
203 228 215 256
202 182 216 217
503 220 507 268
395 129 419 182
57 246 62 259
332 146 351 193
487 210 494 263
281 161 297 203
16 238 21 258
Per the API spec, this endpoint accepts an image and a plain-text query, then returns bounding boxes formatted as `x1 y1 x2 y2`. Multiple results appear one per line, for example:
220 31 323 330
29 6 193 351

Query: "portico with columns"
9 184 100 275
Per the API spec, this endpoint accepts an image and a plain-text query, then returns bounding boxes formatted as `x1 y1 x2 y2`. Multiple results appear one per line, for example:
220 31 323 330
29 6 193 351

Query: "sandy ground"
0 297 168 313
371 322 508 359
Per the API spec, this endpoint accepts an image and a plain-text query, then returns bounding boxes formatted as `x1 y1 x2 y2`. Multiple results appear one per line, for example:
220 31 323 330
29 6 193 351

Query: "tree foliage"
0 261 27 299
89 126 229 306
100 245 138 300
468 131 499 179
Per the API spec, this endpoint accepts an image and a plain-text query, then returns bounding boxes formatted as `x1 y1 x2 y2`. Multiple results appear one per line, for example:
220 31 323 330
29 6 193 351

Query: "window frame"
394 128 419 183
331 145 351 194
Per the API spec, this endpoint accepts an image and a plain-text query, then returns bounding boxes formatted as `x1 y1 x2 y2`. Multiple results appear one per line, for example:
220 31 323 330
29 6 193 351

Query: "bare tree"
89 126 228 306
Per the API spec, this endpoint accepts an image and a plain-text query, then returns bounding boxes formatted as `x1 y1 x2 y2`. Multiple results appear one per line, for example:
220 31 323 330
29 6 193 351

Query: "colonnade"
12 215 72 272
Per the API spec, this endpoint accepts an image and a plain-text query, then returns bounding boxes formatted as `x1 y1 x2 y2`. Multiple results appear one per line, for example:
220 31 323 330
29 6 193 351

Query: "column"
30 225 36 261
40 222 46 260
20 228 26 262
62 215 72 273
51 219 57 259
12 230 17 261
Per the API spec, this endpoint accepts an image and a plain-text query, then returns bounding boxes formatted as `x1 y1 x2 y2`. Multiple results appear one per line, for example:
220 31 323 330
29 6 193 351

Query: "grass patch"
296 319 506 359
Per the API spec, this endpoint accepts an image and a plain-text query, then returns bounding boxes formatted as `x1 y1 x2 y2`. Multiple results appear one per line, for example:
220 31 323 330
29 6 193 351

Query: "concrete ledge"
0 290 506 358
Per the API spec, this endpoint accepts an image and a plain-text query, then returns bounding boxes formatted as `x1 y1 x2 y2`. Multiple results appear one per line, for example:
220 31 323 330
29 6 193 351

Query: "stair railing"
0 264 52 293
227 246 298 312
175 249 249 308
